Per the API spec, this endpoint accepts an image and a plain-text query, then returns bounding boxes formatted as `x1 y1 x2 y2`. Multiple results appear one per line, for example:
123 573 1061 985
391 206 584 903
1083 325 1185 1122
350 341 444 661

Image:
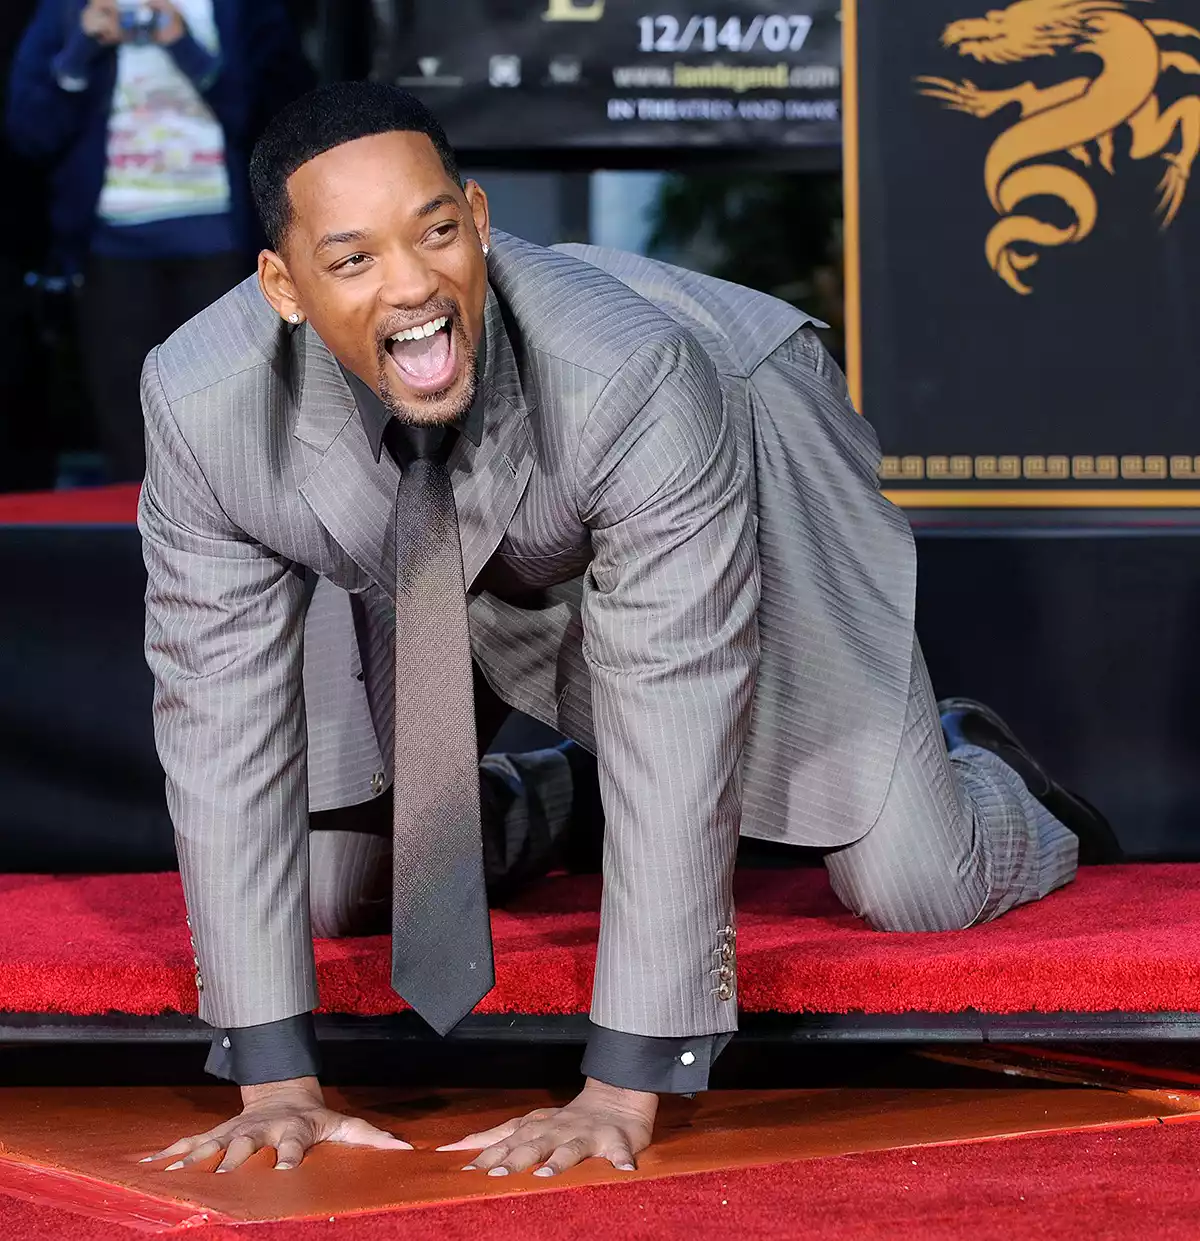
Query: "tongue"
391 330 450 381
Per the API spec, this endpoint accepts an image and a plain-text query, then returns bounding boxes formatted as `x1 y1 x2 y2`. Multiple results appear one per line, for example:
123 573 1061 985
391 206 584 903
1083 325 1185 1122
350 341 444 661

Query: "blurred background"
2 0 1198 869
0 0 843 492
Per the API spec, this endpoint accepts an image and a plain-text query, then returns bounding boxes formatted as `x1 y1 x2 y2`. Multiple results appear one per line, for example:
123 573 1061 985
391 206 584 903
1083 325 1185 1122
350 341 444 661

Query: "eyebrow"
415 193 458 219
314 228 370 256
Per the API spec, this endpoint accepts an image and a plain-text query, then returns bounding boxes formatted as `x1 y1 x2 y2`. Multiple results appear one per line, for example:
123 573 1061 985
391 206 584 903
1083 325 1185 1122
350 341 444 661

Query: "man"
139 81 1120 1179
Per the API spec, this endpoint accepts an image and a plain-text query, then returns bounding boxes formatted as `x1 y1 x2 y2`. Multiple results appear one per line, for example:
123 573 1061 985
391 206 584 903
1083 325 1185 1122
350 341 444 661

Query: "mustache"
375 300 459 349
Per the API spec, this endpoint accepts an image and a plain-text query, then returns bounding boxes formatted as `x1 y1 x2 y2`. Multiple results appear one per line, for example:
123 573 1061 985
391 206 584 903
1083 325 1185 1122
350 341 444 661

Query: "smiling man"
138 81 1120 1180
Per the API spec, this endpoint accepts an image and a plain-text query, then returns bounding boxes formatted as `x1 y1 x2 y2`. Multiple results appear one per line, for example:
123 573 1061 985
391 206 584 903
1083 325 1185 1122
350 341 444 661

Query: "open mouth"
384 314 457 395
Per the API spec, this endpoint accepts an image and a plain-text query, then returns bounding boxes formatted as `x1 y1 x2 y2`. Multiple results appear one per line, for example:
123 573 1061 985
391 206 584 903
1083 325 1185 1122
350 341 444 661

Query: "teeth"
390 316 448 344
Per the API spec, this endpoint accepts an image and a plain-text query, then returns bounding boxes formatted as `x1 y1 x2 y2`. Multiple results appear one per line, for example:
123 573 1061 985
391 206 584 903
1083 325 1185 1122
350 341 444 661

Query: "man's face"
262 131 490 427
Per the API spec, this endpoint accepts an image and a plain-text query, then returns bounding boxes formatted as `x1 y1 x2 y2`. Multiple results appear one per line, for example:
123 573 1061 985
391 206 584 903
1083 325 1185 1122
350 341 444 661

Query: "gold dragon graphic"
916 0 1200 293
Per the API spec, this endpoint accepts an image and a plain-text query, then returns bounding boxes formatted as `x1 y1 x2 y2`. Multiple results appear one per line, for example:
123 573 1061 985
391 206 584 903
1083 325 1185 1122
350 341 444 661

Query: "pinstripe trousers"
308 637 1077 939
825 638 1078 932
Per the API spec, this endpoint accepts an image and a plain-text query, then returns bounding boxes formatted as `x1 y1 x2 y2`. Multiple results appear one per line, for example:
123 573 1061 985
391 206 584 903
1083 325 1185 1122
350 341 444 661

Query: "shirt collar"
340 327 487 463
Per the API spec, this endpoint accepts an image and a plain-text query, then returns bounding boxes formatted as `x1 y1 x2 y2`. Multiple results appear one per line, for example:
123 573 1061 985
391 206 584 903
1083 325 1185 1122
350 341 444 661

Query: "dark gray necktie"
389 424 494 1035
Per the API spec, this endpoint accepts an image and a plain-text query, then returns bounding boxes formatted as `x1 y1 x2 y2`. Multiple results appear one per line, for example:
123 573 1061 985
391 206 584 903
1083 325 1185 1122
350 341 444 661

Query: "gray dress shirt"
204 368 728 1096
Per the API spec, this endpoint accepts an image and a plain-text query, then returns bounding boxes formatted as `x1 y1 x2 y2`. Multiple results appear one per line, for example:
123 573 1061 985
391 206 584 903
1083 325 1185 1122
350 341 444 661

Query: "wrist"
240 1075 322 1107
582 1077 659 1119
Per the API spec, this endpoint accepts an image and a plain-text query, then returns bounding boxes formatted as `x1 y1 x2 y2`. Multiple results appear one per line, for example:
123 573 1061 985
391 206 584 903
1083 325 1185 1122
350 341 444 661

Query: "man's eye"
429 222 457 242
336 254 369 271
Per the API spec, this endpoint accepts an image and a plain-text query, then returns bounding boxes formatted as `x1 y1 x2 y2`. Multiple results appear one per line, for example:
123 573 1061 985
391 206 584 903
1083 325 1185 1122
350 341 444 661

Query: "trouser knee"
826 853 982 934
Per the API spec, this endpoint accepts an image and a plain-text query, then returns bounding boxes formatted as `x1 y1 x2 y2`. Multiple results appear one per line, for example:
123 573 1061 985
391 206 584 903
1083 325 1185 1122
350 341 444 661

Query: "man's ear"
463 180 490 253
258 250 305 325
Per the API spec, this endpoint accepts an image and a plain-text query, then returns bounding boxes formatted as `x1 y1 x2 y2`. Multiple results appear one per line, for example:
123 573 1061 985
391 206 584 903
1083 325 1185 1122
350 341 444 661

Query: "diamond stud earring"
288 313 301 324
482 243 490 257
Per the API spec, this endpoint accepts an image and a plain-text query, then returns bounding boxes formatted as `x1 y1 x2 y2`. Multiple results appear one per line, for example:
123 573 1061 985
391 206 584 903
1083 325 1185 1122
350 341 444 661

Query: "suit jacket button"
720 942 735 963
718 966 734 984
370 772 385 796
716 982 733 1002
194 971 204 992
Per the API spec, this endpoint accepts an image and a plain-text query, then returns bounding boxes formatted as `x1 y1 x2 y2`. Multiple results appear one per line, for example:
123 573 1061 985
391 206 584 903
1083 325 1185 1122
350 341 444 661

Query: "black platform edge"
3 1010 1200 1044
907 508 1200 536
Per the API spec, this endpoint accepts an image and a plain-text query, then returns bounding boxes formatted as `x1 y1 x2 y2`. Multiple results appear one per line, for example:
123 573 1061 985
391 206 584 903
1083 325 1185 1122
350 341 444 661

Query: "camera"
118 4 163 45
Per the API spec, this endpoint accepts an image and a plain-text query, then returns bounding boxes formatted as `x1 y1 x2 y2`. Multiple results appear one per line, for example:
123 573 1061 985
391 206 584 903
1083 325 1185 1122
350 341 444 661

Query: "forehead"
285 131 456 237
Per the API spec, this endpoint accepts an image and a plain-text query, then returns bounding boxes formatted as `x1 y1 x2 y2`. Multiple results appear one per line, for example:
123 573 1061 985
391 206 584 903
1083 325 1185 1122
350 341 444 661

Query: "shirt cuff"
580 1020 733 1095
204 1013 322 1085
52 29 106 91
167 32 222 91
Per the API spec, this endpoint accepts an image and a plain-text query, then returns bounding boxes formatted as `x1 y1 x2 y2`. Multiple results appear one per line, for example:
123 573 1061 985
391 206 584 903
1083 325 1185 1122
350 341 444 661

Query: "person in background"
0 0 49 492
6 0 314 483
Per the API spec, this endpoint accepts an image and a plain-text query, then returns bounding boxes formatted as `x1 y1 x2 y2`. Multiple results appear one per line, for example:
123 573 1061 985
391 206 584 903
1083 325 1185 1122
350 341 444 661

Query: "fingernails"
274 1163 294 1172
488 1167 509 1177
617 1163 636 1172
461 1165 477 1172
215 1168 229 1174
165 1161 184 1171
138 1157 155 1164
533 1167 555 1178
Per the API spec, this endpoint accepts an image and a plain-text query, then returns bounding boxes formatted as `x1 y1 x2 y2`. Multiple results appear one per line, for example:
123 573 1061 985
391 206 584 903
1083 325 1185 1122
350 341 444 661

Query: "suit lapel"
294 292 536 598
452 291 537 589
295 326 400 597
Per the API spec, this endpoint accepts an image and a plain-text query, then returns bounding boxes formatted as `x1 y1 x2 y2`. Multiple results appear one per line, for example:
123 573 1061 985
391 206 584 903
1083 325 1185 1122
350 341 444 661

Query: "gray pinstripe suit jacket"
139 231 916 1042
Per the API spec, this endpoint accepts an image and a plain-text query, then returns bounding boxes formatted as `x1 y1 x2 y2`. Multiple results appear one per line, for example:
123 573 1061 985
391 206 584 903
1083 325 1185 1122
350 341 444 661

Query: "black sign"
845 0 1200 506
375 0 842 149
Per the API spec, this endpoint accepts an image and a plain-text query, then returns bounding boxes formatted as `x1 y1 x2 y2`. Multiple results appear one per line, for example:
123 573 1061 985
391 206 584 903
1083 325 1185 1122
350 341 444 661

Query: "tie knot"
389 422 455 468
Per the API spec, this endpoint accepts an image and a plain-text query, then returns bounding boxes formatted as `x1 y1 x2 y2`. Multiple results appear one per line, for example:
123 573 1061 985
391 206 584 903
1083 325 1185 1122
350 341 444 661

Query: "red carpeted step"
0 484 140 526
1 865 1198 1017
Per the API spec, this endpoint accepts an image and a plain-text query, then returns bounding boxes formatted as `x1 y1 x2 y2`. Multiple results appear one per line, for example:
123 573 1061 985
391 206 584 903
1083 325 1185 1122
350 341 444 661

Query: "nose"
378 248 439 311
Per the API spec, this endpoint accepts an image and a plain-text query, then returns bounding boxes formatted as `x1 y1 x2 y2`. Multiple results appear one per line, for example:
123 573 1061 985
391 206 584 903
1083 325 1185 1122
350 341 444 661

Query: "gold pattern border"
879 455 1200 482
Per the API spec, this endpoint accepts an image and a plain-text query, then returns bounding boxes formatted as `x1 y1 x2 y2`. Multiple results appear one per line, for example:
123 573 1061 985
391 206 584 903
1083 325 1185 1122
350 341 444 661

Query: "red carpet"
1 865 1198 1017
0 484 139 525
2 1119 1198 1240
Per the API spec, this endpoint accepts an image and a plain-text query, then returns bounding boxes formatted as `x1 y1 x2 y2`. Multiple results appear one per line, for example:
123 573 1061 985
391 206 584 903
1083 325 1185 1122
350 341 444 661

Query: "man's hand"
437 1079 657 1177
140 1077 412 1172
146 0 186 46
80 0 121 45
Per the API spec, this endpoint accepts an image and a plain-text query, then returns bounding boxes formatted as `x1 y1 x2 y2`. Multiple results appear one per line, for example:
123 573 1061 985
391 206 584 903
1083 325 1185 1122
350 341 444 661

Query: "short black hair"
249 80 462 252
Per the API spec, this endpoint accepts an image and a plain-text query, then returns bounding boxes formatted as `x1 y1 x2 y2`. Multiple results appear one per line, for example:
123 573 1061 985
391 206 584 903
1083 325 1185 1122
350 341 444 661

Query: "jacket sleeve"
6 0 105 161
576 333 759 1043
139 348 317 1032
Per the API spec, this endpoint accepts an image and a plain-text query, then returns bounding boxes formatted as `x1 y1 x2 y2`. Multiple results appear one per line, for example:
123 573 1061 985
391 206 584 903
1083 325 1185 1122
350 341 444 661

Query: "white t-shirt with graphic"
96 0 231 227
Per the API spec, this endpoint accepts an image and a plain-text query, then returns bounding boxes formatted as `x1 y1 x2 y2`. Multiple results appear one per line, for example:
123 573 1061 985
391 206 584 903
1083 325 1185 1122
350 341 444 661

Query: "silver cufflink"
680 1051 696 1066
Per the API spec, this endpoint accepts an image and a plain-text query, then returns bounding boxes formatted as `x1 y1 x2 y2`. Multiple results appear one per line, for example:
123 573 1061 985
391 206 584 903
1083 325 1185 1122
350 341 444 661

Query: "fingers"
328 1116 413 1151
164 1138 223 1171
494 1139 561 1175
273 1135 308 1172
536 1132 636 1178
606 1144 637 1174
460 1137 521 1173
215 1135 260 1174
436 1118 524 1153
141 1134 209 1164
530 1136 591 1177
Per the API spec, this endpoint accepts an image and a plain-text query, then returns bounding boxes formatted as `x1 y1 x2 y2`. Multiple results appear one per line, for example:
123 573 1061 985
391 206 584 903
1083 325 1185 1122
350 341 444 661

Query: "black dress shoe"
938 697 1124 865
